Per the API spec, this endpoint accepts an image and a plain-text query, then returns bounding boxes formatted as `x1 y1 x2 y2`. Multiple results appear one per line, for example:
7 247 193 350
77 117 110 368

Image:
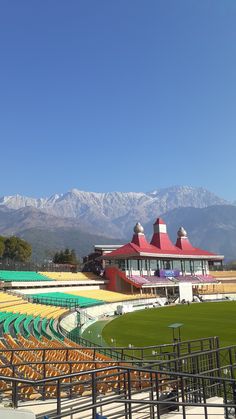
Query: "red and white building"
101 218 224 295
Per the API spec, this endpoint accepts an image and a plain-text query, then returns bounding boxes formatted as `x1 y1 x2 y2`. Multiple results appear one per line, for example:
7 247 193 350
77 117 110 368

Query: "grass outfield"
102 301 236 348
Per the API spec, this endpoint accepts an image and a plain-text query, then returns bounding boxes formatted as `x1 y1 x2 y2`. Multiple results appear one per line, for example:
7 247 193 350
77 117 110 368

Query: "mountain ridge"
0 186 235 262
0 186 229 238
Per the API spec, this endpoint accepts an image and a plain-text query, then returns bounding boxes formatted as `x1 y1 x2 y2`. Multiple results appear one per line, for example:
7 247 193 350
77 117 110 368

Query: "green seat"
33 316 42 340
0 270 51 282
30 292 104 308
41 318 52 340
0 312 12 324
14 314 26 335
49 318 64 341
23 315 34 338
3 313 19 334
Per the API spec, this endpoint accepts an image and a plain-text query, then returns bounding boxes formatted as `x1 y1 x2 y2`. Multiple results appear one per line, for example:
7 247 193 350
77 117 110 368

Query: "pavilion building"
102 218 224 296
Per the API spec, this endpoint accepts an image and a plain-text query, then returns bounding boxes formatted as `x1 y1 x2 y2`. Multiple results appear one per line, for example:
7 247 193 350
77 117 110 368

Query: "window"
193 260 202 272
173 260 181 270
185 260 191 273
150 260 157 270
118 260 125 270
163 260 172 270
130 259 138 270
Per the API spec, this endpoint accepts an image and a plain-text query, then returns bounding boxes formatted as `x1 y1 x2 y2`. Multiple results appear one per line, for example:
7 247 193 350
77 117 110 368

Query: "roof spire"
151 218 180 252
177 226 187 238
133 222 144 234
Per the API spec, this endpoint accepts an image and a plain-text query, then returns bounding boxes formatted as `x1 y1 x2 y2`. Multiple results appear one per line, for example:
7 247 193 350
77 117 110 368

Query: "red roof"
105 232 158 259
175 236 216 256
102 218 221 260
150 233 182 254
105 241 157 258
150 218 182 254
131 232 157 252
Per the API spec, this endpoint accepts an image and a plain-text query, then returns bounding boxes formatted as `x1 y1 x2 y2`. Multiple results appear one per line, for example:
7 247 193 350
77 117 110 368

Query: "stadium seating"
66 289 153 302
211 271 236 278
0 270 50 282
29 291 104 308
128 274 218 286
129 275 174 285
0 324 153 401
128 275 149 285
144 276 176 284
0 309 65 340
195 275 217 283
198 283 236 294
0 291 67 318
40 272 99 281
0 288 156 402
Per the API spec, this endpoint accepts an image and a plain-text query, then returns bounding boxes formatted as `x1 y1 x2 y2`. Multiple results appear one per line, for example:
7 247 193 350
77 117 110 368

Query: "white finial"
178 226 187 238
133 222 144 234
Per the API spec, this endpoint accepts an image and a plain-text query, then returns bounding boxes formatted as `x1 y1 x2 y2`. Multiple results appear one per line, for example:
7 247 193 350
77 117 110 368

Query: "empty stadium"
0 219 236 418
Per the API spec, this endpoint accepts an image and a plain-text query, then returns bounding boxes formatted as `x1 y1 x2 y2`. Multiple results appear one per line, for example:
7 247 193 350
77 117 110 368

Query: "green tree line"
53 248 77 265
0 236 32 262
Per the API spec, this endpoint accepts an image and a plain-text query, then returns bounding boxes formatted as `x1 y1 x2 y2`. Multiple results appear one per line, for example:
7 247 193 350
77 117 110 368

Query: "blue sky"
0 1 236 200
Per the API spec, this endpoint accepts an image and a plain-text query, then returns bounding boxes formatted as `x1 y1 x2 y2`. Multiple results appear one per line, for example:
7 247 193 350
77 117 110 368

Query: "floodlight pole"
75 307 82 337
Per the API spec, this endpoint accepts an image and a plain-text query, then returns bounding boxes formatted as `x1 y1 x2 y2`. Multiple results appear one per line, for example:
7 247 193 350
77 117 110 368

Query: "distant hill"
19 228 124 263
0 206 124 262
145 205 236 260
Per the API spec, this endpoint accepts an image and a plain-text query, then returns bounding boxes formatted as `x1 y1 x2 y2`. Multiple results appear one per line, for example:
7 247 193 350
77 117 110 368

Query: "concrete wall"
179 282 193 302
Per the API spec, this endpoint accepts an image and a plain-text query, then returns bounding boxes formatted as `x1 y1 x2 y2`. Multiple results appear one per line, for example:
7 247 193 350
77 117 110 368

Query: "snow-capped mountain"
0 186 229 238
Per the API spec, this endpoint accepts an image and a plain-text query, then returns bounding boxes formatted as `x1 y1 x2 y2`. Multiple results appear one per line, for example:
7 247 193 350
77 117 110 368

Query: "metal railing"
64 334 220 361
0 364 235 419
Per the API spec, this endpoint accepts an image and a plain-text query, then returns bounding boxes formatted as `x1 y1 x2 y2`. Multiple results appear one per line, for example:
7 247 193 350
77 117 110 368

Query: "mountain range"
0 186 235 262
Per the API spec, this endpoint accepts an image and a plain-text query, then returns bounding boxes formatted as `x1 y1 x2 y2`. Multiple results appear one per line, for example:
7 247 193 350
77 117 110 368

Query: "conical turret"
150 218 180 253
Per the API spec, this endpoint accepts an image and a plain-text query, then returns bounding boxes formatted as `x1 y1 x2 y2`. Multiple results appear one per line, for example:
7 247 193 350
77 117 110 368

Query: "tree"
0 236 5 258
64 248 71 264
52 248 78 265
3 236 32 262
53 252 60 264
226 261 236 270
70 249 77 264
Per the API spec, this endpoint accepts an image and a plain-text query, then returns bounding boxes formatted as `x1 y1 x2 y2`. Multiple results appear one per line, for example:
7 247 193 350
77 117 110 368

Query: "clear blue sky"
1 1 236 200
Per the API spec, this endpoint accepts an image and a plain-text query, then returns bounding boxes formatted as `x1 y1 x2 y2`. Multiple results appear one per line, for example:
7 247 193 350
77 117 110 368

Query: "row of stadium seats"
0 332 154 400
0 291 67 318
198 283 236 294
0 270 101 282
28 289 155 308
0 270 50 282
129 275 218 286
210 271 236 278
3 301 66 319
0 310 63 341
0 292 26 310
129 275 173 286
66 289 153 302
39 271 99 281
29 292 104 308
0 291 166 401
